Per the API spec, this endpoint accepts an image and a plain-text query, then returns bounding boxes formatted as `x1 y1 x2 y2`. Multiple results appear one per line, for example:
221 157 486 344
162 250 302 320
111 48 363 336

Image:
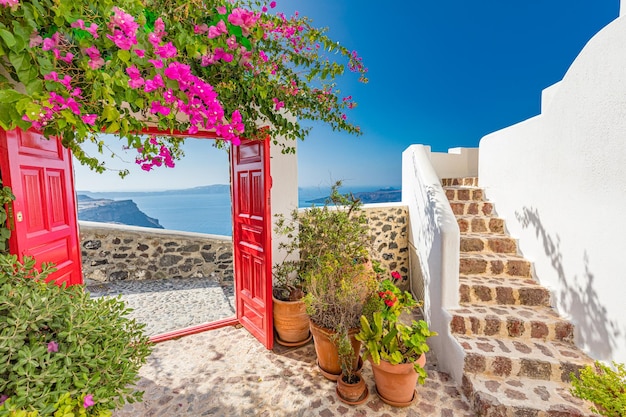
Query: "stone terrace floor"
113 325 474 417
93 278 474 416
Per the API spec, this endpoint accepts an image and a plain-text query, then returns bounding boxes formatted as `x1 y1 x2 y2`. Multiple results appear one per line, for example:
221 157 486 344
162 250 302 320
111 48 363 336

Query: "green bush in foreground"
0 255 152 415
571 361 626 417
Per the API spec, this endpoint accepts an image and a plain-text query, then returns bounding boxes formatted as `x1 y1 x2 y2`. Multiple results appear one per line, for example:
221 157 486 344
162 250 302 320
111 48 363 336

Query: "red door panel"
231 138 273 349
0 129 82 286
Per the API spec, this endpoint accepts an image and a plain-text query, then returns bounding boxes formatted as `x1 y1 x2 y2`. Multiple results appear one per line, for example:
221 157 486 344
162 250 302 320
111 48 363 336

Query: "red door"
0 129 82 286
231 138 273 349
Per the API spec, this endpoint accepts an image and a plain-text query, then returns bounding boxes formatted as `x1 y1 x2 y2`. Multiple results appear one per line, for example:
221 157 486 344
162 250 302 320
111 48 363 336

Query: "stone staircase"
442 177 597 417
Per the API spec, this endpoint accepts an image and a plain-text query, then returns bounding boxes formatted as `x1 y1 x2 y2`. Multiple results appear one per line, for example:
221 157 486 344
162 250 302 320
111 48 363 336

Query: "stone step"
460 252 532 277
445 186 484 202
456 335 593 383
459 275 551 306
449 200 495 216
449 304 574 342
442 177 479 187
461 233 518 254
461 373 597 417
457 215 506 235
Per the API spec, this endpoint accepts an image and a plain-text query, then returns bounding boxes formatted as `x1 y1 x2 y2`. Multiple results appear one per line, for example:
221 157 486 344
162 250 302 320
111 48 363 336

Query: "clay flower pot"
336 373 369 405
309 320 361 380
272 296 311 347
370 353 426 406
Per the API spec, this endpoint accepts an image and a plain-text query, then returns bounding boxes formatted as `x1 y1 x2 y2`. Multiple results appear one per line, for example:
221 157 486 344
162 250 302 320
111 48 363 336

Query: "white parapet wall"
429 147 479 180
479 13 626 364
402 145 465 384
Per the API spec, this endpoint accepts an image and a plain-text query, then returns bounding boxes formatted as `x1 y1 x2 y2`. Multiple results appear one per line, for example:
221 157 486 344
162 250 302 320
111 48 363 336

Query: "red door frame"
137 130 274 348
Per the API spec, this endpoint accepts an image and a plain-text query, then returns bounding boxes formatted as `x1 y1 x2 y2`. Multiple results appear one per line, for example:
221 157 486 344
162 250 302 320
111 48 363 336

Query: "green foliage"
570 361 626 416
0 0 367 174
275 181 378 330
0 254 152 415
0 181 14 253
1 394 111 417
333 330 358 383
356 275 437 385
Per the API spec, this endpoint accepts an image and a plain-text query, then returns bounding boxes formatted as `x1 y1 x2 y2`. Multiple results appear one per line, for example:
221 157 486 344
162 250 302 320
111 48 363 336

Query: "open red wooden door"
231 138 273 349
0 129 82 286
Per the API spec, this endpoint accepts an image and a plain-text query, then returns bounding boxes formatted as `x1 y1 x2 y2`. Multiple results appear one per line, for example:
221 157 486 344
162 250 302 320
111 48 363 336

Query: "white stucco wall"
479 13 626 363
429 147 479 180
269 136 298 268
402 145 464 383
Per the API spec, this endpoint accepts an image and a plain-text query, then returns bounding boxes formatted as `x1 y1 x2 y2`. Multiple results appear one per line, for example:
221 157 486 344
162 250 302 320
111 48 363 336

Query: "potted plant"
271 259 310 347
297 182 379 380
334 328 369 405
356 271 437 407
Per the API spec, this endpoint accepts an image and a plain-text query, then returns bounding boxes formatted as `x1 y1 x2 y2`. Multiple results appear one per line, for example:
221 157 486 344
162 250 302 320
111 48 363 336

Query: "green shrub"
571 361 626 417
0 254 152 415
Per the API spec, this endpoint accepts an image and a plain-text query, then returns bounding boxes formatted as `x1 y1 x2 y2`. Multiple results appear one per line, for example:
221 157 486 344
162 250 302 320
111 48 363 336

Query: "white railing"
401 145 465 384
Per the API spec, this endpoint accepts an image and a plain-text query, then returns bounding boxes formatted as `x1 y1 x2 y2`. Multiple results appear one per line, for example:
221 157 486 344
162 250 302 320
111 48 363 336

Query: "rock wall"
363 204 410 288
79 221 233 287
79 203 409 289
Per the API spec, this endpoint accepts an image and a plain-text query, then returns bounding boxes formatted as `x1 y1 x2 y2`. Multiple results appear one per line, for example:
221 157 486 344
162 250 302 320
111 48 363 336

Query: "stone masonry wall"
79 221 233 286
363 204 409 289
79 204 408 289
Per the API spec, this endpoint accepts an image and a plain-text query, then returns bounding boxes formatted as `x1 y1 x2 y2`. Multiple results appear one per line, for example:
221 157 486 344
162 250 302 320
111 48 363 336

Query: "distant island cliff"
77 195 163 229
305 188 401 205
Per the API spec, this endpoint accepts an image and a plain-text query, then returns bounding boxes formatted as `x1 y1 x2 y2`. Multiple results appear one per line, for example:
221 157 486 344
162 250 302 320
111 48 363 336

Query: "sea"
79 185 398 237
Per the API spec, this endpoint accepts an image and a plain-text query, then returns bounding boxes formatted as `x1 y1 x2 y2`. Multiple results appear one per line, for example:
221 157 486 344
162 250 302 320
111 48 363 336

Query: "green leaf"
0 89 25 104
117 50 131 63
0 29 15 48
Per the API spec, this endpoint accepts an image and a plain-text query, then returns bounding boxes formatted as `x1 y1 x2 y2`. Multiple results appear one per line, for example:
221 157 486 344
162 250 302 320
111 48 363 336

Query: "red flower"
391 271 401 280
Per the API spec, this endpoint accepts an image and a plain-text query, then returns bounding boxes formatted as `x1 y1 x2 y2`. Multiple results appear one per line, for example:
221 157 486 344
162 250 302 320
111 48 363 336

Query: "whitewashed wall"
402 145 464 383
270 135 298 268
479 13 626 364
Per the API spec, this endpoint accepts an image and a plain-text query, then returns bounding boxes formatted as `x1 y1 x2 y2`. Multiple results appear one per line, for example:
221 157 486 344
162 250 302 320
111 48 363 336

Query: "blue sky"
74 0 620 192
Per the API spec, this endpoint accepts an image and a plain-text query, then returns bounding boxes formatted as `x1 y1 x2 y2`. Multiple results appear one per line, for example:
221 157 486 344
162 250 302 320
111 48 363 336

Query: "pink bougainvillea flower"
259 50 268 62
82 114 97 125
86 23 99 38
154 42 177 59
194 24 208 35
270 1 276 7
47 341 59 353
226 35 238 49
216 6 227 14
128 77 145 89
134 49 145 58
272 97 284 111
0 0 19 7
44 71 59 82
207 20 228 39
144 74 164 93
391 271 401 280
0 394 7 405
83 394 94 408
148 59 164 69
29 32 43 48
126 65 142 79
42 32 60 51
150 101 171 116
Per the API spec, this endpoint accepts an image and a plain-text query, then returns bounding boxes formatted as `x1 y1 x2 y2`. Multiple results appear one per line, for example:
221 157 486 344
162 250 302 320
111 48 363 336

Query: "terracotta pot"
309 320 362 380
336 373 368 405
370 354 426 406
272 296 310 347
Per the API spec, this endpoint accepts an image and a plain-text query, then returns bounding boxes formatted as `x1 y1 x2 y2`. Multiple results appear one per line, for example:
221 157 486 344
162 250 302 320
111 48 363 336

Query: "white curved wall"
479 13 626 363
402 145 464 383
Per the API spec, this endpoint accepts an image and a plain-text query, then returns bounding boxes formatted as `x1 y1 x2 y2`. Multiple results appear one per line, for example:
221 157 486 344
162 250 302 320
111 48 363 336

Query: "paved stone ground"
86 277 235 337
114 325 474 417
